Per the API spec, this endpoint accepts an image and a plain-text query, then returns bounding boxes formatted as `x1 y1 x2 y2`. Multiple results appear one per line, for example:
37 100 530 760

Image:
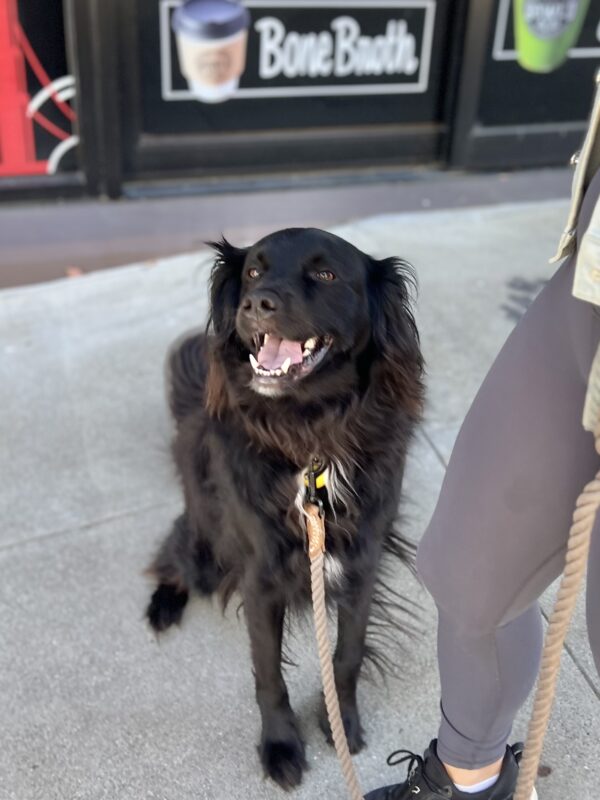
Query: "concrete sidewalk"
2 199 598 800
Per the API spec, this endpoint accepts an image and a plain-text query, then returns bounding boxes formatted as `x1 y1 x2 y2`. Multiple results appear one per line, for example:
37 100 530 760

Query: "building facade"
1 0 599 201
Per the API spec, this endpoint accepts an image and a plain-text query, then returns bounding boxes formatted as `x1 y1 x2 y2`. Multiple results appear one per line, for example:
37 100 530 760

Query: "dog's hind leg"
146 512 225 632
146 513 191 633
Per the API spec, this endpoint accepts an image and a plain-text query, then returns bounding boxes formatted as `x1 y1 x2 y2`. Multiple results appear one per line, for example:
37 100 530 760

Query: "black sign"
161 1 436 100
480 0 600 125
137 0 450 134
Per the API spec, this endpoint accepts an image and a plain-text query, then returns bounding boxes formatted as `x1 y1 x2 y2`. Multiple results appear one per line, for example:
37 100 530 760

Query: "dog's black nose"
241 290 279 319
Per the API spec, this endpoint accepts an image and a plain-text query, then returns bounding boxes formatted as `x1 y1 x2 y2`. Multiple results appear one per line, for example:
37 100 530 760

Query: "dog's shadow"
501 277 547 324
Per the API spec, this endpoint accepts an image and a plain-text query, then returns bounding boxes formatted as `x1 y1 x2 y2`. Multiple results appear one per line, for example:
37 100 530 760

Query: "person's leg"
434 605 543 785
416 173 600 784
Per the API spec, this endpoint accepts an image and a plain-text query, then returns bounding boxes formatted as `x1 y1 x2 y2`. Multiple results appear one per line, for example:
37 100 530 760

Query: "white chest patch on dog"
324 553 344 587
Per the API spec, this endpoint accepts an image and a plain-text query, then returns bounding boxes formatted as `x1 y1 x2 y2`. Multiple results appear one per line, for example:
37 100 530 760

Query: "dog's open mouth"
249 333 332 380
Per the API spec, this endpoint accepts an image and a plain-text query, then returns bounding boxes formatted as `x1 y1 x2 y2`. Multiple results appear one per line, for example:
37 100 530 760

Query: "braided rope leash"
514 425 600 800
305 502 364 800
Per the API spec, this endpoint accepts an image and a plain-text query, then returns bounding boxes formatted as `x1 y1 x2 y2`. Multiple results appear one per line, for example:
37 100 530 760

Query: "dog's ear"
207 238 249 342
368 256 425 420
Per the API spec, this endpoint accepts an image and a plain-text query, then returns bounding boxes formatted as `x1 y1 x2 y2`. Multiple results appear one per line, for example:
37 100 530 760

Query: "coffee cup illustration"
513 0 591 73
172 0 251 103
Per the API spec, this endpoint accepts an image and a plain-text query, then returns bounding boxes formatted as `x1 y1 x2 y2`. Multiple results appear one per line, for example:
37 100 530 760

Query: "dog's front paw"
260 732 307 790
319 701 366 754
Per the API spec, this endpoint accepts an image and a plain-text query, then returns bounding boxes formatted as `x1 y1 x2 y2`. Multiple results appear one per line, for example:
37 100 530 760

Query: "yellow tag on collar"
304 471 327 490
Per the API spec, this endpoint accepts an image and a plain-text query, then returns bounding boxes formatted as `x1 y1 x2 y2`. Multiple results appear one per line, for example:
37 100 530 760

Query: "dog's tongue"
257 336 304 371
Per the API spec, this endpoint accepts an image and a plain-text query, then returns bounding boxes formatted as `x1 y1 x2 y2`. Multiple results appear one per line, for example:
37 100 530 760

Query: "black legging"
416 171 600 770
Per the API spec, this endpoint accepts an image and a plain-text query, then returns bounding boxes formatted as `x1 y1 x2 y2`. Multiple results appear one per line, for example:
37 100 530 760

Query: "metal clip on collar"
306 456 325 517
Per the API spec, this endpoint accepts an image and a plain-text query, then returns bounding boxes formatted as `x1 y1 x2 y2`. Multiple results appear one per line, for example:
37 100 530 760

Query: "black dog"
146 228 424 790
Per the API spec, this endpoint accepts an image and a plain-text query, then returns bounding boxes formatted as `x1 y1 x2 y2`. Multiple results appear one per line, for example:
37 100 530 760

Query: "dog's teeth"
249 354 259 371
304 337 317 352
275 369 282 377
264 333 271 345
281 358 291 375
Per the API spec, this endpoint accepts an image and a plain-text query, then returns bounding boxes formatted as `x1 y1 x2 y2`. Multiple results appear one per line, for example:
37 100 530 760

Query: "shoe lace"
386 749 452 798
386 750 425 786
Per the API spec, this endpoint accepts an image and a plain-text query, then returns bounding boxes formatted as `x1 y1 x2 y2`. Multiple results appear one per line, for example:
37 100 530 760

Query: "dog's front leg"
319 564 378 754
243 574 306 790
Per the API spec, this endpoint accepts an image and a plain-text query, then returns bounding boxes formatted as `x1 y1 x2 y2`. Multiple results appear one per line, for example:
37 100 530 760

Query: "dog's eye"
315 270 336 282
247 267 261 280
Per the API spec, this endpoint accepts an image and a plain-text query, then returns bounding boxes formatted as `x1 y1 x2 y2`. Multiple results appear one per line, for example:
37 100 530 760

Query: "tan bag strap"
551 71 600 264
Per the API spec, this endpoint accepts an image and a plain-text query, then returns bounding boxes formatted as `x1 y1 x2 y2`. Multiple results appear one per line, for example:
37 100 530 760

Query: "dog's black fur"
145 228 424 790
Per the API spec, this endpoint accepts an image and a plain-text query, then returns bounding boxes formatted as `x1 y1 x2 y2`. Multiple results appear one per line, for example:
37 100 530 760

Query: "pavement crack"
540 607 600 701
0 500 178 554
419 426 448 469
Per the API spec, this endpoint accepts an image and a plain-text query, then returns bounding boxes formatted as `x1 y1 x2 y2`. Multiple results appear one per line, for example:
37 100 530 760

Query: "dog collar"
304 457 327 515
304 462 327 491
304 457 327 496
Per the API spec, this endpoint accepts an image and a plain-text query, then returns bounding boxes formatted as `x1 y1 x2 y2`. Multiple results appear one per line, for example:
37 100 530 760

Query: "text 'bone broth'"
255 16 421 80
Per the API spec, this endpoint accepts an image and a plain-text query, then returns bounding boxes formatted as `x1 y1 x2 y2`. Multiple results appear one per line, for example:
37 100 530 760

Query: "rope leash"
514 425 600 800
305 502 364 800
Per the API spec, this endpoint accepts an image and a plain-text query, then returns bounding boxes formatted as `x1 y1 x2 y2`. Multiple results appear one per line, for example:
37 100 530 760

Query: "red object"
15 21 76 123
0 0 47 175
0 0 76 177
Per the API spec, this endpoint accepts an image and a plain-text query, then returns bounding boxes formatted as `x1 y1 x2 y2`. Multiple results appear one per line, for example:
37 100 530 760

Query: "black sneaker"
364 739 533 799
